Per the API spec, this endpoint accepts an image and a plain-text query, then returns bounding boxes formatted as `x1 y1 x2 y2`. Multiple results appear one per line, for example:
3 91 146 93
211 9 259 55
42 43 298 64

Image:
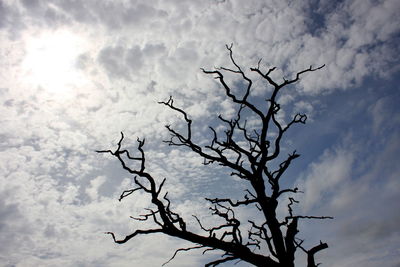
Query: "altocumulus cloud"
0 0 399 266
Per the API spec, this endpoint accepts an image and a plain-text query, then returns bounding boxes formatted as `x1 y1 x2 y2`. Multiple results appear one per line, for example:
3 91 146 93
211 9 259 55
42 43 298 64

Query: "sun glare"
22 30 88 95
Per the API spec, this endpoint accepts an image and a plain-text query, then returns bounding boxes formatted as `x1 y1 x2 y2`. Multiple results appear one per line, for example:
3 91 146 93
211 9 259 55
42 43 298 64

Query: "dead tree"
97 45 332 267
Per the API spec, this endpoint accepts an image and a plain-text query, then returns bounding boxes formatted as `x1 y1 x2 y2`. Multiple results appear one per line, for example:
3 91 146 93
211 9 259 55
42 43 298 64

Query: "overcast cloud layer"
0 0 399 266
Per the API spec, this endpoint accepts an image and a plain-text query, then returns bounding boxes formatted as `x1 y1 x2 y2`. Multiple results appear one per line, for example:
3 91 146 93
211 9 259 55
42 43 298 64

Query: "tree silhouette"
97 45 332 267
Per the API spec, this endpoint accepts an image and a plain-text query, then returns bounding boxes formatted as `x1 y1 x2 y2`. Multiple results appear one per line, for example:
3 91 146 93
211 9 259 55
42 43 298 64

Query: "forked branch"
98 44 329 267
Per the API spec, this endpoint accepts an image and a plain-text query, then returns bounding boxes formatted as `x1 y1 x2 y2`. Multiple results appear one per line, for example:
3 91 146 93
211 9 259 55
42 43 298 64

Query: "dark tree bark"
97 44 332 266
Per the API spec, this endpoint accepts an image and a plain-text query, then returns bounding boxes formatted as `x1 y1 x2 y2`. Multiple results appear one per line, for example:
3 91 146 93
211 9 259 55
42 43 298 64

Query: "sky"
0 0 399 266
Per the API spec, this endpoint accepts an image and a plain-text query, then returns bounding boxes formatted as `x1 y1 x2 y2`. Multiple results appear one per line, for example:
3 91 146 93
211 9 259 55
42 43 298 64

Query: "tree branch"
98 44 328 267
163 245 204 266
307 242 329 267
205 256 238 267
105 229 164 244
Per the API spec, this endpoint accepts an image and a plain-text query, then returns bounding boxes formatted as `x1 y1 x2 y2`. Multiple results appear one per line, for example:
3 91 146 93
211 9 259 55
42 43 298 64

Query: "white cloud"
86 175 106 201
0 0 398 266
297 147 354 212
295 111 400 266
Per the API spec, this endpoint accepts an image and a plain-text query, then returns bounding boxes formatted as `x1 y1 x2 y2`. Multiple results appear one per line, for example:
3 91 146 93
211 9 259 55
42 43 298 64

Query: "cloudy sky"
0 0 399 266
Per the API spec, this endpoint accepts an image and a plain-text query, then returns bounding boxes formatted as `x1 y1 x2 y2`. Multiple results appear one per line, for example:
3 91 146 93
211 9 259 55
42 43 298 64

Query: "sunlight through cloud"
22 30 89 96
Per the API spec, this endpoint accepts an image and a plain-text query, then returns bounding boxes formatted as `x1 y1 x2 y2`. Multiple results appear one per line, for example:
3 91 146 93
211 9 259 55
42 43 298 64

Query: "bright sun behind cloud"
22 30 89 96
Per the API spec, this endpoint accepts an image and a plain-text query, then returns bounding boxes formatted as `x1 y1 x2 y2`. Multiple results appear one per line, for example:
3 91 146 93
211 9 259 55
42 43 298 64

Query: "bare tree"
97 45 332 267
